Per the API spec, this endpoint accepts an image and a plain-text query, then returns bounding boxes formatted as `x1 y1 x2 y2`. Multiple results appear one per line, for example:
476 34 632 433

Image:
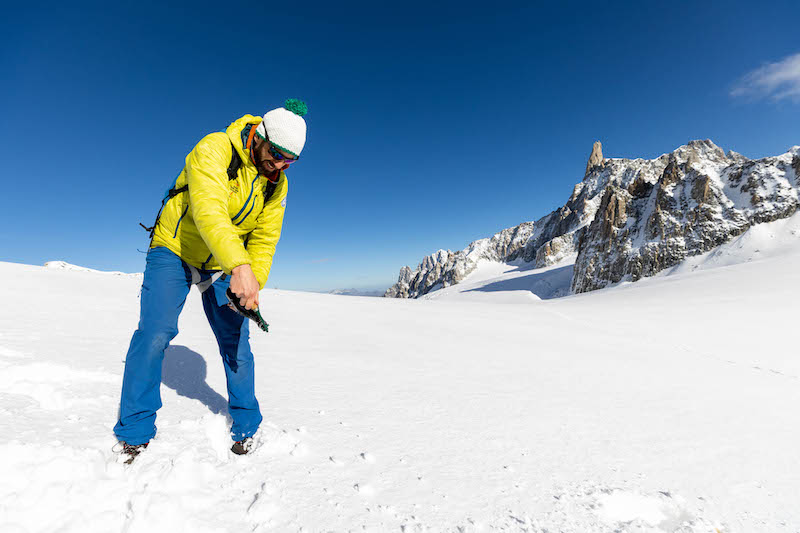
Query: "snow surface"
420 257 575 303
1 215 799 532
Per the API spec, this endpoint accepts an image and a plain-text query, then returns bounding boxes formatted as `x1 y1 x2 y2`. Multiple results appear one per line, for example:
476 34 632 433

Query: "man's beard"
258 160 276 174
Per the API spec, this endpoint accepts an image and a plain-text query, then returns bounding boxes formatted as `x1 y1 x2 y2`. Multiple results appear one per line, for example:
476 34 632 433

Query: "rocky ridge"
385 140 799 298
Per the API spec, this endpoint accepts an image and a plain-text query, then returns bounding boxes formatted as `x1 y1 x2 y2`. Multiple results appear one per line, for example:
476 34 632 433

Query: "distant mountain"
386 140 799 298
44 261 142 278
328 288 385 297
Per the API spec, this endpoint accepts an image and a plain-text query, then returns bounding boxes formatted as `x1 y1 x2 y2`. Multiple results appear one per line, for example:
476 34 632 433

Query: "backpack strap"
226 144 242 181
263 177 280 203
140 143 242 237
166 144 241 198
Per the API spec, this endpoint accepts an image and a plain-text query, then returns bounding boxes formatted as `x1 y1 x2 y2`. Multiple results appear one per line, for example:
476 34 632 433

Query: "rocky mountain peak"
673 139 729 168
585 141 604 177
386 140 799 299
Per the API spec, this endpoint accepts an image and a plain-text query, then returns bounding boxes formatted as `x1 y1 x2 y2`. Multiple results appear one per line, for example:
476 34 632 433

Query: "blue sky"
1 1 798 292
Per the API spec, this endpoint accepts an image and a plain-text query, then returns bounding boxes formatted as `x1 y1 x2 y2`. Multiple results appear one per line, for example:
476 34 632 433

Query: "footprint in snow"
289 442 309 457
353 483 375 496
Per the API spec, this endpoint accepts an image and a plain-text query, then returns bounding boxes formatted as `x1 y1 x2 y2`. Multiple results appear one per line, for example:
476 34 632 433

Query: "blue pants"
114 246 262 445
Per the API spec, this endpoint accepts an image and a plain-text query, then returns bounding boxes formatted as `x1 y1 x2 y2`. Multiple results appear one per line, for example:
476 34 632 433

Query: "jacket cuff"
223 252 252 276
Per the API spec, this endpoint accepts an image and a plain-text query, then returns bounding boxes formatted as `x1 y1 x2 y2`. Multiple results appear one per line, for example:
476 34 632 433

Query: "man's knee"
132 325 179 354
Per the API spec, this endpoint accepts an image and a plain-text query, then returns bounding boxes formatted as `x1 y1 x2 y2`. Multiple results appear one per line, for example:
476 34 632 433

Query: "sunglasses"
268 144 299 164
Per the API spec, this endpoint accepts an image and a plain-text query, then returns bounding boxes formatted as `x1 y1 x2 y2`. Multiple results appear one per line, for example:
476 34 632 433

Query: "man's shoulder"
190 132 233 165
196 131 231 149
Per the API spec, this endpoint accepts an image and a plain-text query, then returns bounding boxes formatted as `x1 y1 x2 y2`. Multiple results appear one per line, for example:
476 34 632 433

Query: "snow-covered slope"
424 208 800 303
1 225 799 531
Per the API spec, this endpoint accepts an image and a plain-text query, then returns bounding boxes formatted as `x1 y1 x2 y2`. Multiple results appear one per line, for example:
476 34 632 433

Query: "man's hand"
230 264 260 310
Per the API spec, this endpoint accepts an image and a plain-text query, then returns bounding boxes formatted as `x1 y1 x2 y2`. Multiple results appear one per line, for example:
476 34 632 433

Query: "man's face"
252 135 294 176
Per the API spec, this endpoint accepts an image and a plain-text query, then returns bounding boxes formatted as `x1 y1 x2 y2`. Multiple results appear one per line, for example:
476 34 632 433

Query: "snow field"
1 213 799 531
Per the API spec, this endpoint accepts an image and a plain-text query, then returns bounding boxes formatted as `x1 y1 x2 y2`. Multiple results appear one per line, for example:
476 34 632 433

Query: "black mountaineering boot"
231 437 254 455
118 441 149 464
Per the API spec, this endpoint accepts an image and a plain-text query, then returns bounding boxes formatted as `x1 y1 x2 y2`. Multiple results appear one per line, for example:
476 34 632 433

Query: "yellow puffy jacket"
150 115 288 289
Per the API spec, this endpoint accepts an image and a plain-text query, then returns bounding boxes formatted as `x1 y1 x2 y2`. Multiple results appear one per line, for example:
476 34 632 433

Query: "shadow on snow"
162 345 230 418
462 263 574 300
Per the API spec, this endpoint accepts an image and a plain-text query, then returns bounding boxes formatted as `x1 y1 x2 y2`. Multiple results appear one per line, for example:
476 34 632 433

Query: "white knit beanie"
255 98 308 157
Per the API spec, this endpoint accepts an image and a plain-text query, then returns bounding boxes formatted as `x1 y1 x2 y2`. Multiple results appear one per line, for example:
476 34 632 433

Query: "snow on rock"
387 140 799 299
385 223 536 298
418 208 800 305
572 141 799 293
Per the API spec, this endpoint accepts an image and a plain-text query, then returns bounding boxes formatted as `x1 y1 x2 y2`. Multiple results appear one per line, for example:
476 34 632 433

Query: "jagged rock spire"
585 141 604 176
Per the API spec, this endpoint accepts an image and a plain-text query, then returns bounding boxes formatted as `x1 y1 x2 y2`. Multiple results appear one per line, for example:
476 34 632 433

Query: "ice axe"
226 287 269 333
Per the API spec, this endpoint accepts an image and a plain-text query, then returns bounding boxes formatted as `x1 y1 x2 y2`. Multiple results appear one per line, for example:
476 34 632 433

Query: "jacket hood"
226 114 262 167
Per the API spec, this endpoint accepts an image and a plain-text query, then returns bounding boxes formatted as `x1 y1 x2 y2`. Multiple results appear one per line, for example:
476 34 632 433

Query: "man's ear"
252 136 265 157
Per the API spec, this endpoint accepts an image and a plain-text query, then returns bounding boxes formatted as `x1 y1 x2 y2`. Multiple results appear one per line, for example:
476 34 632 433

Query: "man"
113 99 308 464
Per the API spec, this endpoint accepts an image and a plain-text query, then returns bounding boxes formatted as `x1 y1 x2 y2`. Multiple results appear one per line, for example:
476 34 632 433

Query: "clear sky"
1 1 798 292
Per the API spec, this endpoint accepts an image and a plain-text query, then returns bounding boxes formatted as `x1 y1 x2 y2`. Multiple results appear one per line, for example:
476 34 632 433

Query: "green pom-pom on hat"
284 98 308 117
259 98 308 157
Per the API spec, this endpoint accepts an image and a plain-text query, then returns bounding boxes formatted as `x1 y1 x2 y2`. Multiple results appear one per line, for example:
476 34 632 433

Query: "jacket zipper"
232 176 258 224
235 196 258 226
173 205 189 238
